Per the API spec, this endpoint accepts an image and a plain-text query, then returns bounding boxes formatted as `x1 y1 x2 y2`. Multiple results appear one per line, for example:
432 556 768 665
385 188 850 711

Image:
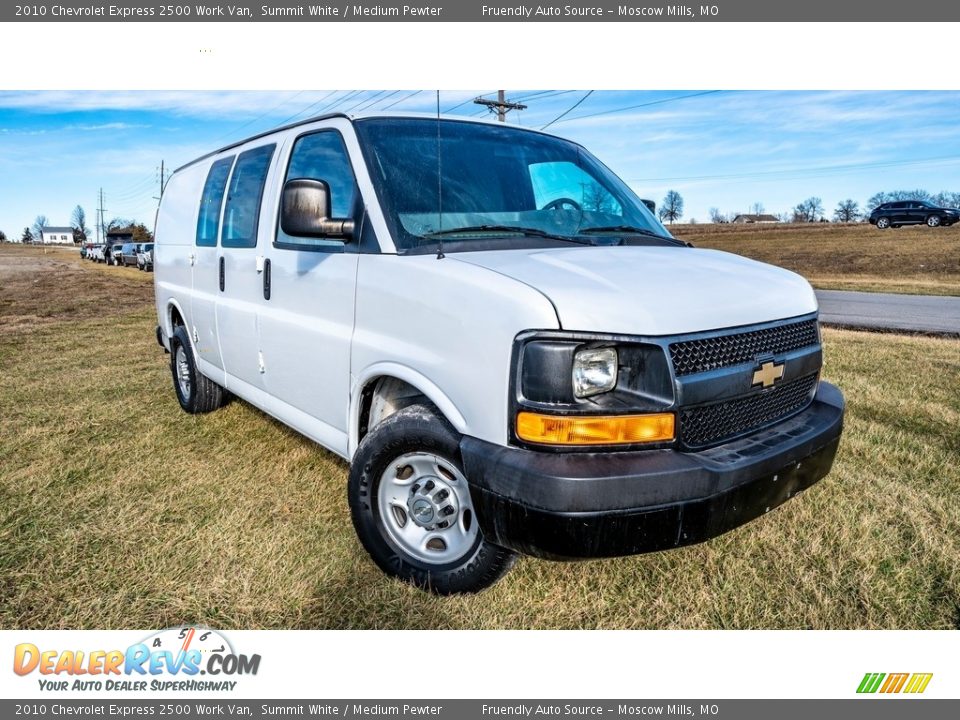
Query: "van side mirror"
641 199 656 213
280 179 355 240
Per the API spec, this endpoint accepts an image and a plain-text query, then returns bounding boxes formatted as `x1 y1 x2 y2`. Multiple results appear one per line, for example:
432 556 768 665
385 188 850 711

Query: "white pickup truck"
154 113 844 594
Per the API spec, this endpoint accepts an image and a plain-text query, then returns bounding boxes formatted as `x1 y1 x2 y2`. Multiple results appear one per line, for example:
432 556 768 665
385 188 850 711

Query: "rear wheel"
927 215 941 227
169 325 226 414
348 404 516 594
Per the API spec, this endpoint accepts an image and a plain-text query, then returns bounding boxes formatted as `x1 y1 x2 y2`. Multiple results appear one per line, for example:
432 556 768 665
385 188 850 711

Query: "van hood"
452 246 818 336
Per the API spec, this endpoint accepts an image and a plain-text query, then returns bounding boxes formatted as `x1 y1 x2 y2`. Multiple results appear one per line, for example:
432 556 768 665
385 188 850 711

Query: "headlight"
572 347 618 398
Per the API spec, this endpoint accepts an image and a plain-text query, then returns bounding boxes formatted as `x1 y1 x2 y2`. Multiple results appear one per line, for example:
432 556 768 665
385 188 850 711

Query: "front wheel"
169 325 226 414
876 217 890 229
348 404 516 594
927 215 941 227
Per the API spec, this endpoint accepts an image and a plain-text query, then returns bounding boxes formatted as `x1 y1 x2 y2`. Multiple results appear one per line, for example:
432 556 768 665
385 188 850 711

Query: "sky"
1 89 959 239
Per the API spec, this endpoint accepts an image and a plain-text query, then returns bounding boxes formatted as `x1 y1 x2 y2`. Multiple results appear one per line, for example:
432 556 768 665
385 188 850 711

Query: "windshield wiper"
577 224 674 240
421 225 596 245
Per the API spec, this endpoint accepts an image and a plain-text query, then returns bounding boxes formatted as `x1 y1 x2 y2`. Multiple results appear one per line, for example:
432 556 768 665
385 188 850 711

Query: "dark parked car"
120 242 141 267
869 200 959 229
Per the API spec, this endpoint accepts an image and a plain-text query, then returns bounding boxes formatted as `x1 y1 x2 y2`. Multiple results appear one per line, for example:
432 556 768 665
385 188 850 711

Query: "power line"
355 90 400 112
514 90 577 103
319 90 364 114
379 90 423 110
629 154 960 186
541 90 594 130
343 90 389 113
555 90 724 124
443 91 495 113
213 90 306 143
273 89 341 126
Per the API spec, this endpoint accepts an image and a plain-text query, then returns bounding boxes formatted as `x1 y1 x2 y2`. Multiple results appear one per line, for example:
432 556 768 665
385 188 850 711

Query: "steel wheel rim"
175 346 191 398
377 451 479 565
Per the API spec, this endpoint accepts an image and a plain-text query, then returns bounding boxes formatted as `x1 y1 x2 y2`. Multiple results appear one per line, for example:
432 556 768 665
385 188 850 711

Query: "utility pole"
98 188 107 245
474 90 527 122
157 160 169 198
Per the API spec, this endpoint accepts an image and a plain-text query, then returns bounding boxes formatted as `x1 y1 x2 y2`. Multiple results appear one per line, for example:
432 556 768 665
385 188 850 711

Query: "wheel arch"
349 363 468 460
162 298 189 349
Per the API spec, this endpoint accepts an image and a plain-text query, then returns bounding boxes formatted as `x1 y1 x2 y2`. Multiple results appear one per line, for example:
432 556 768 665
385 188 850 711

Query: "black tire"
876 217 890 229
348 404 516 594
169 325 226 414
927 215 941 227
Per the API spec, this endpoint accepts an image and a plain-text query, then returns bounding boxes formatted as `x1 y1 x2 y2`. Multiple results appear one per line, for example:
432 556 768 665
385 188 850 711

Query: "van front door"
257 126 361 457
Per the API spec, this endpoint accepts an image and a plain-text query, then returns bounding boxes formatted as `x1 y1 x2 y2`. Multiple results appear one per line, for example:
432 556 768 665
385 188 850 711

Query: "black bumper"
461 381 844 560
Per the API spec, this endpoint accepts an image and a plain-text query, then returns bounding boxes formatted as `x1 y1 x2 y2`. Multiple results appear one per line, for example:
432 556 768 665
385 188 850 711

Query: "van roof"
173 111 567 174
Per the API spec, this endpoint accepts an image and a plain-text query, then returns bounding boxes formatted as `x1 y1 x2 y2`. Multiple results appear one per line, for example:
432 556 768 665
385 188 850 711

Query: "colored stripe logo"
857 673 933 694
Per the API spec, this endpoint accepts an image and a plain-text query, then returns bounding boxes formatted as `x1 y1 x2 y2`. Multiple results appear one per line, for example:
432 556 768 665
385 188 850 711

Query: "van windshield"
354 118 677 253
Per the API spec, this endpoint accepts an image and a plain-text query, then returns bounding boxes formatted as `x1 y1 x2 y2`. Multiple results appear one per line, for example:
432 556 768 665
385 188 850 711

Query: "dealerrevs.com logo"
13 627 261 692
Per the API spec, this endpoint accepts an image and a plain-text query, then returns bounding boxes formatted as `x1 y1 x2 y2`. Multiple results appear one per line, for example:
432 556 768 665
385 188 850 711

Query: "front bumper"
461 381 844 559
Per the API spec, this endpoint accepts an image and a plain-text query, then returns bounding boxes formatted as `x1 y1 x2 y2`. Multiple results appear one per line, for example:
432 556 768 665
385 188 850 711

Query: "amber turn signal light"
516 411 675 446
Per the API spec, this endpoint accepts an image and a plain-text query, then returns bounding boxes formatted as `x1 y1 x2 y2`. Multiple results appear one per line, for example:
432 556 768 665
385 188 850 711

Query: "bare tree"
889 188 931 202
32 214 49 242
865 192 889 212
709 207 726 224
71 205 90 243
582 183 616 213
660 190 684 224
750 201 765 215
0 230 7 243
792 197 824 223
21 227 34 244
931 191 960 209
833 199 860 223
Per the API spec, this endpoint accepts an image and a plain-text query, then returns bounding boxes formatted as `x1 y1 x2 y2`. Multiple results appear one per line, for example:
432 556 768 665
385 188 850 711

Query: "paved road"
816 290 960 335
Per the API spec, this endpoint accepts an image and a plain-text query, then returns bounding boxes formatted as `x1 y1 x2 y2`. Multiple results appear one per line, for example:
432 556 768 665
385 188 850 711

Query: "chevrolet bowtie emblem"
752 361 785 388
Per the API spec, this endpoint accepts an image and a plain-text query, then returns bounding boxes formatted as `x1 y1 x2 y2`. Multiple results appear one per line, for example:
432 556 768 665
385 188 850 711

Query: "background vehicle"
89 244 105 262
137 243 154 271
120 242 140 267
154 113 844 594
869 200 959 228
106 243 124 265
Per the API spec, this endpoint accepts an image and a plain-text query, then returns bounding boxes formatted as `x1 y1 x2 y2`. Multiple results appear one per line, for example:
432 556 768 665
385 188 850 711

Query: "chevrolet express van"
154 113 844 594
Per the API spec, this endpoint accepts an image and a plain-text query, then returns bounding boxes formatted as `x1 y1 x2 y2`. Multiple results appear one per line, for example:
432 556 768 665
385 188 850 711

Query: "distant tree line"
706 189 960 224
9 207 151 243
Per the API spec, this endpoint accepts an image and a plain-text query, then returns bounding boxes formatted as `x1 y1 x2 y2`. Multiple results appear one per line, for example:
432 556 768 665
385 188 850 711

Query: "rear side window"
222 144 276 249
196 156 234 247
276 131 358 249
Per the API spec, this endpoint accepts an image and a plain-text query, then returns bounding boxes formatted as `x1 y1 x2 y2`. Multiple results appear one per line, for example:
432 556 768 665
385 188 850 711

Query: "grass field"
672 222 960 296
1 245 958 629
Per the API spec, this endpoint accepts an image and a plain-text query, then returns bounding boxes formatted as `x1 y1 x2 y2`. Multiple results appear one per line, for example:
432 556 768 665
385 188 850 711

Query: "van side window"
222 144 276 249
276 131 358 249
196 156 234 247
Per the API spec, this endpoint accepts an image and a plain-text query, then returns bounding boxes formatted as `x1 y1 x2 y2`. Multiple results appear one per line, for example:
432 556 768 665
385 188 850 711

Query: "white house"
40 226 74 244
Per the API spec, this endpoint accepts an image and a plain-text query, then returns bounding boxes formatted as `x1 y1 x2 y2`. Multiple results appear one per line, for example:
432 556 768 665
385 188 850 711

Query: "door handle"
219 256 225 292
263 258 272 300
188 252 196 266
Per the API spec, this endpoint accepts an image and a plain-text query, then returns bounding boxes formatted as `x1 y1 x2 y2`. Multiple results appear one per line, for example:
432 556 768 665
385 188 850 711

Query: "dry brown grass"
671 222 960 296
1 245 958 629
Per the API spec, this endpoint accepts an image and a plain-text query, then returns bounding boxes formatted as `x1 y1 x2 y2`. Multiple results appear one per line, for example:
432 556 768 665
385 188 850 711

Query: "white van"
154 113 844 594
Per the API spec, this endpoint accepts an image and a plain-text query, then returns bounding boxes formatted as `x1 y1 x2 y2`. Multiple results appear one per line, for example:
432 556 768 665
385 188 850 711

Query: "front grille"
669 319 819 376
679 373 818 449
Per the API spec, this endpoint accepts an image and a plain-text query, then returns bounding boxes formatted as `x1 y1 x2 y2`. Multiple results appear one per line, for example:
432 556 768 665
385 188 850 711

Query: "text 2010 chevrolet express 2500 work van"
154 113 844 594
